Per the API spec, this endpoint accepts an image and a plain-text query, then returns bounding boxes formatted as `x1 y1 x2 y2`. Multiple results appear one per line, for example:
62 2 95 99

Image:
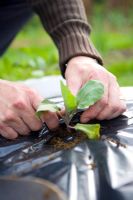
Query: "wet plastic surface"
0 77 133 200
0 100 133 200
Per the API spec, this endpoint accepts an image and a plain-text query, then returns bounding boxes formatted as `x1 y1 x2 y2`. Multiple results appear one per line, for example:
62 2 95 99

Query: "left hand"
65 56 126 123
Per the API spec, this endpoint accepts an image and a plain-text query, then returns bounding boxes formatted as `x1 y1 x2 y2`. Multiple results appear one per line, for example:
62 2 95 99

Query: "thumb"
28 89 43 110
66 76 82 96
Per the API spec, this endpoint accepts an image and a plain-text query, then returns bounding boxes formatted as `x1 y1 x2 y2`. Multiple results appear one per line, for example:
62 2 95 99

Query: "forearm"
27 0 103 76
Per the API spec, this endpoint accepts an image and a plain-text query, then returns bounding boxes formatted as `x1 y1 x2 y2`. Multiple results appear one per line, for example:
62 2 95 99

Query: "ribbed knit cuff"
50 21 103 76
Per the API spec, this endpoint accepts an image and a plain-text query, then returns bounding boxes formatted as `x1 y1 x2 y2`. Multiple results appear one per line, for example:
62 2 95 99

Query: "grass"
0 5 133 85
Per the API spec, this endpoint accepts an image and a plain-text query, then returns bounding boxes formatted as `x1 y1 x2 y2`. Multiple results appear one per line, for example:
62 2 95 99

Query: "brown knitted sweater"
28 0 103 76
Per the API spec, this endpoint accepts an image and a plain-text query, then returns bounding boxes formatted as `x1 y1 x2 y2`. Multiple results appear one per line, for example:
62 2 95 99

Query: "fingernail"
81 118 90 123
47 119 59 130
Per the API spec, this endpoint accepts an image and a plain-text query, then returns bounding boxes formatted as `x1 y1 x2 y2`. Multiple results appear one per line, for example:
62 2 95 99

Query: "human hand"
65 56 126 123
0 80 59 139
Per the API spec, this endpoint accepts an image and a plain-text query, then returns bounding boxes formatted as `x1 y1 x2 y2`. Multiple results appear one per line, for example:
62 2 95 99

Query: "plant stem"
66 125 75 133
68 125 75 130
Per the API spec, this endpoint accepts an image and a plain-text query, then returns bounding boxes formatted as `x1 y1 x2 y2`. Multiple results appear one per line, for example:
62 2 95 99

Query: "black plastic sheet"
0 100 133 200
0 77 133 200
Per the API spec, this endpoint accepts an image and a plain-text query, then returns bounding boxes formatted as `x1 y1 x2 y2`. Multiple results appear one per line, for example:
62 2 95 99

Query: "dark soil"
49 126 87 150
0 122 87 151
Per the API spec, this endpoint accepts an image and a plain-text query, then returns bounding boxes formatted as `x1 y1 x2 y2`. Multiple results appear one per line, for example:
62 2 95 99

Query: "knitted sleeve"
27 0 103 76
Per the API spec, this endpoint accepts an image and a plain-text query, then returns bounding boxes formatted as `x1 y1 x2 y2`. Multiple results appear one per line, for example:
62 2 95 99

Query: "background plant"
0 3 133 85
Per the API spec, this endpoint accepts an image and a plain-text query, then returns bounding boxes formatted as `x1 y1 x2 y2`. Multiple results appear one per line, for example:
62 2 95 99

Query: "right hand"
65 56 126 122
0 80 59 139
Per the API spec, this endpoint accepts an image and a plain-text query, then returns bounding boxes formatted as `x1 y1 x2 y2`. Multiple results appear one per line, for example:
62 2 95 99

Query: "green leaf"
60 80 77 113
74 123 100 139
36 99 60 117
77 80 104 109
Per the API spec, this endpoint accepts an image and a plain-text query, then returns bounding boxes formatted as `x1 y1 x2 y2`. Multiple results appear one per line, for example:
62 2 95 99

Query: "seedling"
36 80 104 140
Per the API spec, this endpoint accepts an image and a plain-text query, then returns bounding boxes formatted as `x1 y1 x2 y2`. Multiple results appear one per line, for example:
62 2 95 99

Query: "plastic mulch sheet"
0 76 133 200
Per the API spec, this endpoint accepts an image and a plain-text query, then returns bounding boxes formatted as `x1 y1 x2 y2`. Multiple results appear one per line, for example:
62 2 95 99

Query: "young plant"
36 80 104 140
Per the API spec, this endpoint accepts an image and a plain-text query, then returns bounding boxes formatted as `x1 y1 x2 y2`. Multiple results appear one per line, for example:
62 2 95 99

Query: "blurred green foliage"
0 4 133 86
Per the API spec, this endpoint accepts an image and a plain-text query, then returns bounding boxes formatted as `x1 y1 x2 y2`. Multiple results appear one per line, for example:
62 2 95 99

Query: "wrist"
65 56 98 79
67 56 97 65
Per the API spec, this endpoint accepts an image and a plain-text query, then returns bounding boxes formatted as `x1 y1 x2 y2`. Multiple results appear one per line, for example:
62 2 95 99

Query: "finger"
27 88 59 130
60 108 65 116
12 98 42 132
106 100 127 120
0 110 30 135
0 124 18 139
56 108 65 119
6 117 31 136
80 97 108 123
27 89 43 110
97 79 122 120
21 109 42 132
41 111 59 130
